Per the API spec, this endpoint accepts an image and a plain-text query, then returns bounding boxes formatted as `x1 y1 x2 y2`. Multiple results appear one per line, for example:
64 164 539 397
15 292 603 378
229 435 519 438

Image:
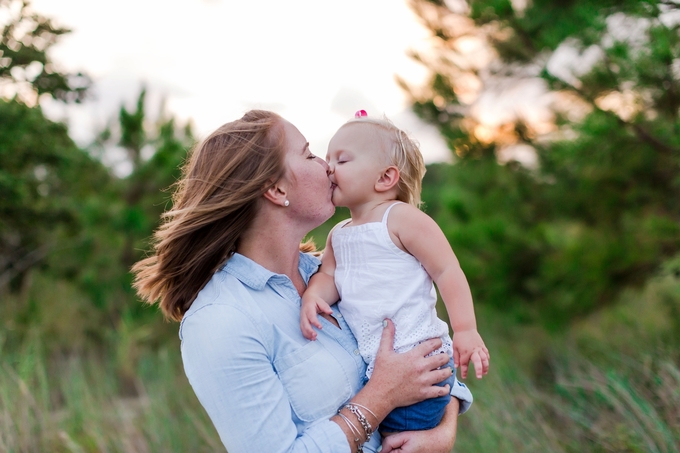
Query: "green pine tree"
406 0 680 326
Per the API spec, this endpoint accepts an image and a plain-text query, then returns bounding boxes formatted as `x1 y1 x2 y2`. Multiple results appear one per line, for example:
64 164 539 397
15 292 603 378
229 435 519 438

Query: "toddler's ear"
375 166 400 193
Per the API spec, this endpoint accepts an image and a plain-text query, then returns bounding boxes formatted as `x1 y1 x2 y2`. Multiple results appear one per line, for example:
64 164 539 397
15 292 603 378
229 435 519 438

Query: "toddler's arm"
390 204 490 379
300 231 340 340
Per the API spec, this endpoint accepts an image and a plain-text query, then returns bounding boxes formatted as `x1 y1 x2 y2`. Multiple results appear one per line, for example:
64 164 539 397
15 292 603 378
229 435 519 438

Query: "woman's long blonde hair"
132 110 302 321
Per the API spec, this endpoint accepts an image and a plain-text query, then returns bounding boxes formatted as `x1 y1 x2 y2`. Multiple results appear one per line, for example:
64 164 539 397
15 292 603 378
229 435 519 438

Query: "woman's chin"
325 205 337 220
331 198 346 209
313 204 336 228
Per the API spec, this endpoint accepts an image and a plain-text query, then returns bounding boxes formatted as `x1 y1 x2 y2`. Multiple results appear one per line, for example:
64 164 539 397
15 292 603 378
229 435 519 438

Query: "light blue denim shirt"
180 252 472 453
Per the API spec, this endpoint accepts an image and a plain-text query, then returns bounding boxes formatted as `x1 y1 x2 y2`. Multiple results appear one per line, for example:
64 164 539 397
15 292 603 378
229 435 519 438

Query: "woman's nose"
315 156 330 173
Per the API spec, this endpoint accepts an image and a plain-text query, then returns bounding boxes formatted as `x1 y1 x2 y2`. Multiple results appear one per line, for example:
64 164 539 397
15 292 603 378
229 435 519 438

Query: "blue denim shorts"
379 355 455 432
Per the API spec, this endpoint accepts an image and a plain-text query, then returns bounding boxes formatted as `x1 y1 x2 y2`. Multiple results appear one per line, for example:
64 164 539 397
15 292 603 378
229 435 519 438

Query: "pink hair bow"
355 110 367 118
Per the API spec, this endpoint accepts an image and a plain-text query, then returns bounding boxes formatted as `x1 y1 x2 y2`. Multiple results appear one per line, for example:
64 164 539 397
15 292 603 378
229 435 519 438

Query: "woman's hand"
335 321 456 452
380 398 459 453
367 320 452 410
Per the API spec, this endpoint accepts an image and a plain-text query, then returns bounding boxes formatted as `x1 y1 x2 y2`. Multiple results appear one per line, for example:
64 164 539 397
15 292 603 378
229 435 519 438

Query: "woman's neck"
238 233 301 278
237 209 307 281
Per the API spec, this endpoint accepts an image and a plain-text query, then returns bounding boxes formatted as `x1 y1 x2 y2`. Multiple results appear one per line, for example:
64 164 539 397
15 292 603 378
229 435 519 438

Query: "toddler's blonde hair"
345 116 426 208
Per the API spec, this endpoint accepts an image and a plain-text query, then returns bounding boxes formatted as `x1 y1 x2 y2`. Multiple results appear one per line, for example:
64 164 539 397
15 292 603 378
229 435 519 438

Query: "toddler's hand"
453 329 490 379
300 295 333 341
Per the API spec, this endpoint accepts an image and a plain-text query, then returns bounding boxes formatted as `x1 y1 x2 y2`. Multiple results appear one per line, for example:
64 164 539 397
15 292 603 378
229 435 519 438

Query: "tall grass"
2 336 678 453
2 263 678 452
557 356 680 453
453 347 680 452
0 341 223 453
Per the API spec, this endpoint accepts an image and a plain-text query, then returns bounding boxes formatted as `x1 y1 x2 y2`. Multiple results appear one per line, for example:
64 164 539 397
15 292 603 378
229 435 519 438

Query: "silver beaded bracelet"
345 403 374 442
351 403 378 422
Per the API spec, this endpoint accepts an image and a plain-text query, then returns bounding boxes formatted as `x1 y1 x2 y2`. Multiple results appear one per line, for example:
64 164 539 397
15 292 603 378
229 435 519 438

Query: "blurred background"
1 0 679 451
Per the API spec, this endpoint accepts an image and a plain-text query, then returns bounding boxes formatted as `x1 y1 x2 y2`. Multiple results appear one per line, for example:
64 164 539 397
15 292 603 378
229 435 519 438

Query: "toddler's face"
326 123 389 208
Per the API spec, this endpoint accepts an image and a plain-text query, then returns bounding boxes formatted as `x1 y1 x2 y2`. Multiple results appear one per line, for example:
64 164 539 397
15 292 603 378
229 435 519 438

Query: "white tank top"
333 202 452 377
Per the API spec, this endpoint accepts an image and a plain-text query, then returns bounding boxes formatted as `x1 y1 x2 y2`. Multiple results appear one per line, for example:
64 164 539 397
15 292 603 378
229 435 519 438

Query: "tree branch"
560 82 680 155
0 243 52 290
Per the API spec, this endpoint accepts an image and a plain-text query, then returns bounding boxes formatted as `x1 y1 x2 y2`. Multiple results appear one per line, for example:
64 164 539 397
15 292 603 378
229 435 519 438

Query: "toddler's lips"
330 183 337 191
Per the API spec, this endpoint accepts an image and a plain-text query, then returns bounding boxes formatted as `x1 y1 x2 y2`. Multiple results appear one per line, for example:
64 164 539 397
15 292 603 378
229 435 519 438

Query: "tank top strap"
332 218 352 232
338 218 352 228
381 201 404 224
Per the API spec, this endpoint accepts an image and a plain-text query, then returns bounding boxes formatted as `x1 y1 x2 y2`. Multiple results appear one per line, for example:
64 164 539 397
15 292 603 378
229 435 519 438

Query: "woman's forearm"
436 398 460 449
380 398 459 453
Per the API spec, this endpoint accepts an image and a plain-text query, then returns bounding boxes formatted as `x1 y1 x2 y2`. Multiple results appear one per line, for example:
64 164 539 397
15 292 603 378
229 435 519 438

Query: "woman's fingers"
381 432 408 452
427 351 451 369
373 325 454 406
409 337 443 358
436 361 454 384
378 319 396 354
433 383 451 399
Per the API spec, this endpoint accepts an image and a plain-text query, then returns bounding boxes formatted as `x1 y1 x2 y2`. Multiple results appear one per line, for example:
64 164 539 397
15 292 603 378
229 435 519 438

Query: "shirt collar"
223 252 321 290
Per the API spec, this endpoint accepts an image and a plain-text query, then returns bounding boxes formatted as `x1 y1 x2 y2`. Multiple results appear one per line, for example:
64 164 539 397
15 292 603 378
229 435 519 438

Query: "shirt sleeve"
180 304 352 453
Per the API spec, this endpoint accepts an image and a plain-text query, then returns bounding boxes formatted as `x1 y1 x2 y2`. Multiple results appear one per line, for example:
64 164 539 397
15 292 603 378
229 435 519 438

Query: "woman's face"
279 119 335 227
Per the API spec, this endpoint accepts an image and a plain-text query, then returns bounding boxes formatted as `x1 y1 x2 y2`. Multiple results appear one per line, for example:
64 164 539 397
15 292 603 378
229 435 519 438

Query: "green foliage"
0 99 110 294
76 89 193 332
408 0 680 326
0 0 193 364
107 89 194 286
1 86 193 354
0 0 91 104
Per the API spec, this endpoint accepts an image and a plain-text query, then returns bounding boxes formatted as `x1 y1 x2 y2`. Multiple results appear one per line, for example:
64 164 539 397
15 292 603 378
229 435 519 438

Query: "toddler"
300 112 489 433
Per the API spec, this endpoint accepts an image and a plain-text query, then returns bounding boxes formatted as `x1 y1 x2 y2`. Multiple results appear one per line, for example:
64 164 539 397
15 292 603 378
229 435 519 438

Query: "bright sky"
33 0 454 173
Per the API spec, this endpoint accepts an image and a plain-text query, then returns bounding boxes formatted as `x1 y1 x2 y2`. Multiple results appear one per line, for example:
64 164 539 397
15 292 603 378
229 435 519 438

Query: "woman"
132 110 472 453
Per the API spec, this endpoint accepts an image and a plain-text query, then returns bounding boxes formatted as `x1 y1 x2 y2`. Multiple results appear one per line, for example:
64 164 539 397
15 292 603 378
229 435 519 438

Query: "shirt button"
354 349 360 355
